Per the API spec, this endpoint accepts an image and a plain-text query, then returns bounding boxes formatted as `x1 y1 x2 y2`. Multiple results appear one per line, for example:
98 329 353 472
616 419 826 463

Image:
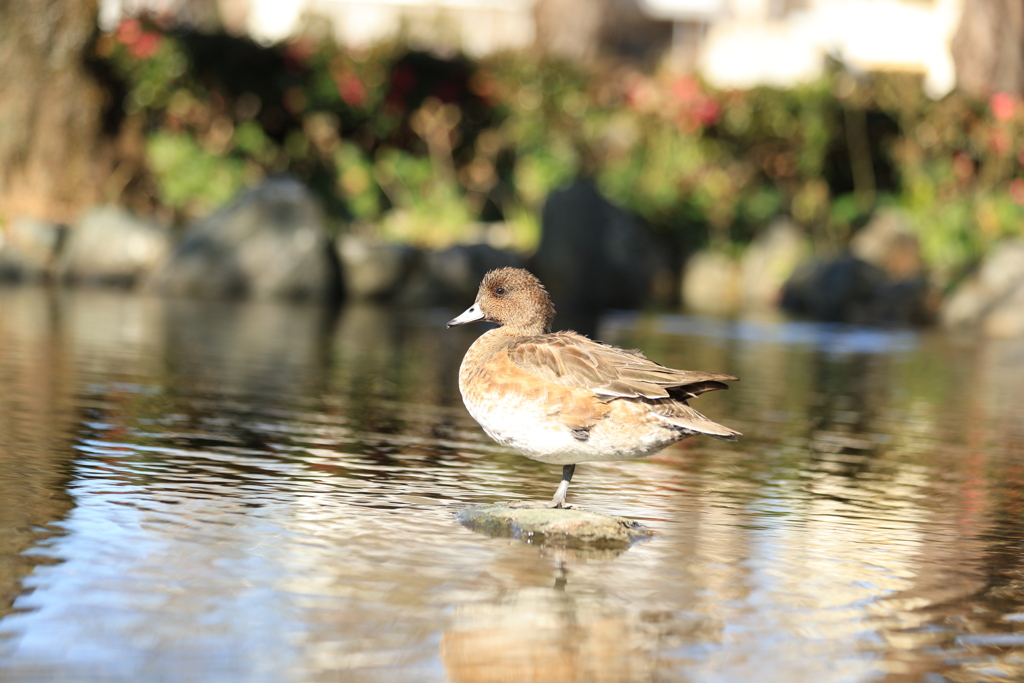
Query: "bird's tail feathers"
659 407 741 441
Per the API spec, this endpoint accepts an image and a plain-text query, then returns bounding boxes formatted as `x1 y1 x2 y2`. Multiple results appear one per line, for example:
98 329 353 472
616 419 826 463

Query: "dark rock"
532 179 673 315
0 216 65 282
398 243 524 306
783 255 875 322
457 502 651 550
942 240 1024 337
337 234 419 300
782 254 930 324
741 217 809 309
58 205 170 287
151 178 341 300
781 210 935 326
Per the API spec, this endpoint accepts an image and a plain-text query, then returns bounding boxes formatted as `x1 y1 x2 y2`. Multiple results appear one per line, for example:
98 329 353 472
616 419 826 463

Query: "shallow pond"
2 286 1024 682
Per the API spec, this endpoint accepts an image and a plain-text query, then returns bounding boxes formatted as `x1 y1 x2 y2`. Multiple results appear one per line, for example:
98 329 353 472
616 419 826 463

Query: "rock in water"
457 502 651 549
0 216 65 282
58 205 169 287
336 234 418 300
941 239 1024 337
850 210 924 281
681 249 741 315
151 177 341 300
781 212 933 325
741 217 809 310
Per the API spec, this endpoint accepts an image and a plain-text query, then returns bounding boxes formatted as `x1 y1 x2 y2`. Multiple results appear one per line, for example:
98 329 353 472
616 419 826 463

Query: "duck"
447 267 740 508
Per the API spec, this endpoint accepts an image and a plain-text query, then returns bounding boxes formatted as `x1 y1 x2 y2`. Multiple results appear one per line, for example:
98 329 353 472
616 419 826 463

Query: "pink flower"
625 76 657 113
129 31 161 59
990 128 1012 157
116 19 142 46
990 91 1017 122
671 76 700 104
1010 178 1024 205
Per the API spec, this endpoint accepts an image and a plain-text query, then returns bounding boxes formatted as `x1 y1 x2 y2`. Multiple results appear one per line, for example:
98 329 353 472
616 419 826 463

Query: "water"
1 286 1024 682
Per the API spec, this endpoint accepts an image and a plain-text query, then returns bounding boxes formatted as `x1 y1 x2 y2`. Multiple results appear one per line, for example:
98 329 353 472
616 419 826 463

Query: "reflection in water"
0 288 76 620
1 286 1024 681
442 569 692 683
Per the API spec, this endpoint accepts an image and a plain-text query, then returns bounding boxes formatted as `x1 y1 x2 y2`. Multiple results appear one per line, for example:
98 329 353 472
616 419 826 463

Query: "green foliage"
373 147 475 245
98 19 1024 272
146 131 250 213
333 141 379 220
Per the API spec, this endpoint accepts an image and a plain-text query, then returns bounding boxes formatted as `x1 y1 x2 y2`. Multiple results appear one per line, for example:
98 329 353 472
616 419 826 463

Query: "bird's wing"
506 331 738 400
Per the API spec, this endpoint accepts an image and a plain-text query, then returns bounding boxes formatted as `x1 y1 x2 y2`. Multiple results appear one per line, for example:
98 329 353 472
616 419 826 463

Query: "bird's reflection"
440 558 697 683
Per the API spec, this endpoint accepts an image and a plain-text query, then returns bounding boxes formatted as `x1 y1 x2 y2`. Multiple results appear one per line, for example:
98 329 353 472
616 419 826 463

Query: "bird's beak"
447 302 485 328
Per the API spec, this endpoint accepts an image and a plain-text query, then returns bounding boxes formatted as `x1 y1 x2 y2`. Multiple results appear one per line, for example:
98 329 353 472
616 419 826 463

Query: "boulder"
941 240 1024 337
681 250 741 315
781 211 933 325
850 210 924 281
58 205 170 287
784 255 933 325
398 243 525 306
741 217 810 309
0 216 65 282
151 177 341 300
457 502 651 550
532 180 673 315
337 234 419 300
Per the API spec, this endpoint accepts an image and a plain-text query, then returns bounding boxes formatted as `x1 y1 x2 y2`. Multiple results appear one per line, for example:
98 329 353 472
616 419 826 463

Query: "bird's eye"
494 286 506 296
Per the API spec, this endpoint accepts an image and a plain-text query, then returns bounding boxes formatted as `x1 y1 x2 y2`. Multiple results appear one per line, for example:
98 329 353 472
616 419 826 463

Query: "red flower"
285 38 316 69
990 91 1017 122
693 95 721 126
338 74 366 107
129 31 161 59
625 76 656 112
671 76 700 104
115 18 142 46
1010 178 1024 205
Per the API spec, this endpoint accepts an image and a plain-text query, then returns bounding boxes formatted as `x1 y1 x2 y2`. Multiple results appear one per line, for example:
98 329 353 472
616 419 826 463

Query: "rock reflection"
163 296 337 399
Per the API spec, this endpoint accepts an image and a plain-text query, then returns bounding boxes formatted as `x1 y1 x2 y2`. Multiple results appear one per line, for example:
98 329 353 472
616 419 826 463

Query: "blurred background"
1 0 1023 330
8 5 1024 681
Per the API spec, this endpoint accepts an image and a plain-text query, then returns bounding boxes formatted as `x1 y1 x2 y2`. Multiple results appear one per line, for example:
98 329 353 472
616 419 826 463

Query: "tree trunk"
533 0 672 63
0 0 113 223
951 0 1024 97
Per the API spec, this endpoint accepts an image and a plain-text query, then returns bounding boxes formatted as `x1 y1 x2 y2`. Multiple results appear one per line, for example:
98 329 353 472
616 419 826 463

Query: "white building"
101 0 967 96
645 0 965 97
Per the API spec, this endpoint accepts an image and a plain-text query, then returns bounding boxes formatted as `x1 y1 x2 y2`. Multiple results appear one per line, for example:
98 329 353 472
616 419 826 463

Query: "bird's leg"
550 464 575 508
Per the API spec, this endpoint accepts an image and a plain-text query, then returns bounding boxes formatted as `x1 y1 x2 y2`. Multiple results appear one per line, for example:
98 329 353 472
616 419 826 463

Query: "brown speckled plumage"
448 267 740 507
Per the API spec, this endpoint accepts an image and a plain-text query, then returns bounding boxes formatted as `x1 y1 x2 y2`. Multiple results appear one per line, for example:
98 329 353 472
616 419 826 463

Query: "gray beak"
447 302 486 328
